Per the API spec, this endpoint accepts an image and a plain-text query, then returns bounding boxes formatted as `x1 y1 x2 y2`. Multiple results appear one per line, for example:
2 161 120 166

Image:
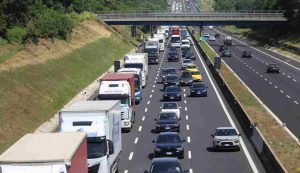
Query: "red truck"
172 26 181 35
0 132 88 173
99 73 136 131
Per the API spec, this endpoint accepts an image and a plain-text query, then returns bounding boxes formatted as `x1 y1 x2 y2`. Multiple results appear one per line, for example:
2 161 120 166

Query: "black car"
242 50 252 58
215 33 220 38
155 112 180 132
219 45 228 52
221 50 231 57
168 50 180 62
266 63 280 73
182 50 196 60
160 68 177 83
180 71 193 86
190 83 208 97
164 75 180 89
153 132 185 159
145 158 188 173
163 86 181 101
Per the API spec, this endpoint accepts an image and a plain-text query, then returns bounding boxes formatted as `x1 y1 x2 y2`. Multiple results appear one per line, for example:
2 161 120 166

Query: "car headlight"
155 148 161 151
176 93 181 96
234 139 239 143
124 122 130 125
176 147 183 151
156 124 161 127
164 83 168 85
215 139 221 143
202 90 207 92
163 94 168 96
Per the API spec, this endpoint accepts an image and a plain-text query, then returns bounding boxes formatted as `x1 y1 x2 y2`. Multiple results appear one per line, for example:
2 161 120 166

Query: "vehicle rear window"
157 134 181 143
216 129 237 136
159 113 177 120
163 102 177 109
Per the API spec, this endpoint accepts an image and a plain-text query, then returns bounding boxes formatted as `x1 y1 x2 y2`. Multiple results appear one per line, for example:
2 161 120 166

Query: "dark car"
221 50 231 57
153 132 185 159
180 71 193 86
168 50 180 62
190 83 208 97
266 63 280 73
219 45 228 52
160 68 177 83
242 50 252 58
145 158 188 173
155 112 180 133
182 50 196 60
163 86 181 101
164 75 180 89
215 33 220 38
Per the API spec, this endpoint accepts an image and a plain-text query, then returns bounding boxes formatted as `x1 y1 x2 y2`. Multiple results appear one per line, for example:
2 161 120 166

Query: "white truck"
148 37 163 52
0 133 88 173
181 39 191 50
157 29 168 39
59 100 122 173
124 53 148 87
153 33 166 51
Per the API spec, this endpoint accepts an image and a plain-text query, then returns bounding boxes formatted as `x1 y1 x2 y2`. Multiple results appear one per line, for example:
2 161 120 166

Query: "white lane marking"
134 137 138 144
187 136 191 143
256 72 259 74
153 84 155 88
215 29 300 71
184 100 187 104
294 101 299 104
155 77 158 80
269 82 272 85
186 125 190 131
293 79 297 82
185 107 187 111
184 94 186 97
157 74 159 77
183 89 186 92
150 94 152 98
152 90 154 93
286 95 291 99
154 80 157 84
189 169 193 173
264 78 268 81
124 170 128 173
142 116 145 121
274 86 278 89
147 101 150 105
128 152 134 160
138 126 142 131
260 75 263 78
282 73 286 75
280 90 284 93
145 108 148 112
191 37 259 173
188 151 192 159
287 76 291 78
186 115 189 120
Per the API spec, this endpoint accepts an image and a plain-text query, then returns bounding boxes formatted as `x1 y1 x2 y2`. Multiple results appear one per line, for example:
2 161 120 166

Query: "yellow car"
185 68 202 81
184 64 198 71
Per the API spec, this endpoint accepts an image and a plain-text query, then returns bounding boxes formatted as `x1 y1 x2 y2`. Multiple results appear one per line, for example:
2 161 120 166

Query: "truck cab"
153 33 166 51
171 35 181 48
144 40 159 64
118 68 143 104
124 53 148 87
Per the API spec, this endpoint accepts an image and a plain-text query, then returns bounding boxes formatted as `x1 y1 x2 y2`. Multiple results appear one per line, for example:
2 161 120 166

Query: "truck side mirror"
107 140 114 155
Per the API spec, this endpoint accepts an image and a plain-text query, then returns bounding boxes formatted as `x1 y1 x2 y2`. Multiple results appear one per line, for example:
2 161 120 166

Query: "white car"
208 26 214 30
211 127 241 151
203 33 210 37
181 39 190 50
181 59 193 69
161 102 181 118
209 36 216 41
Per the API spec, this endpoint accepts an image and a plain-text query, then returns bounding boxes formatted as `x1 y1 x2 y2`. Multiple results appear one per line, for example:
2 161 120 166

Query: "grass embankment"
199 0 214 11
191 29 300 172
0 36 133 154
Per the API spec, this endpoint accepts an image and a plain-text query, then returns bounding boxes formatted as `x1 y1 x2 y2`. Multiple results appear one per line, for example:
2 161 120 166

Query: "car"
203 33 209 37
160 67 177 82
209 36 216 41
182 50 196 60
215 33 220 38
184 64 198 71
221 50 231 57
181 39 190 50
155 112 181 132
185 68 202 82
224 36 233 46
161 102 180 118
190 82 208 97
266 63 280 73
153 132 185 158
144 158 188 173
242 50 252 58
163 75 180 89
163 86 181 101
208 26 213 30
168 50 180 62
211 127 241 151
181 59 193 69
219 45 228 52
180 71 193 86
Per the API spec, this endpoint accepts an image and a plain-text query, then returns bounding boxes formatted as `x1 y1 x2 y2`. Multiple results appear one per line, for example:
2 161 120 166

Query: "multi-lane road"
203 27 300 139
114 37 266 172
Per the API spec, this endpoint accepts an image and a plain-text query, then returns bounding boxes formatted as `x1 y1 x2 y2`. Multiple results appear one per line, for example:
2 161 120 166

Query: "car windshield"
165 76 178 81
124 63 143 70
121 97 130 105
182 41 189 45
191 71 200 75
145 48 158 53
159 113 178 120
192 83 206 88
169 52 178 56
150 161 182 173
87 137 107 159
216 129 238 136
162 69 176 74
165 87 180 92
171 37 180 43
269 64 278 67
163 102 177 109
157 134 181 143
181 73 191 78
183 60 192 63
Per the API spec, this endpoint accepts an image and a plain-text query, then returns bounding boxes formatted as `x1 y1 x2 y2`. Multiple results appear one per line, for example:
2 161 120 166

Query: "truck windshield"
124 63 143 70
145 48 158 53
134 74 141 92
87 137 107 159
121 97 130 105
171 37 180 43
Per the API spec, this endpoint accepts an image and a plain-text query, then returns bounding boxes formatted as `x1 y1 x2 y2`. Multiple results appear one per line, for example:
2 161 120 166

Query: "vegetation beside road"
191 30 300 172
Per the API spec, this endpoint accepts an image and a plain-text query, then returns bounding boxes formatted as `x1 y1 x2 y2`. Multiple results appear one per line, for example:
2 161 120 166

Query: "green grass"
0 36 133 153
224 25 252 35
0 45 24 63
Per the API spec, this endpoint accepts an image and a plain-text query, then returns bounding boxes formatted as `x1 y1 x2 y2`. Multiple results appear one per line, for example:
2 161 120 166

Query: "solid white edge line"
190 38 259 173
128 152 134 160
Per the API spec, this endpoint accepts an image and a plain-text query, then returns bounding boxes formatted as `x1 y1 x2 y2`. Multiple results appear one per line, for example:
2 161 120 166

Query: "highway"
111 37 266 172
202 27 300 138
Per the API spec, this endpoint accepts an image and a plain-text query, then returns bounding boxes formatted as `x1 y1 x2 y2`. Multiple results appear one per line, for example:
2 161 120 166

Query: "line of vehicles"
0 25 241 173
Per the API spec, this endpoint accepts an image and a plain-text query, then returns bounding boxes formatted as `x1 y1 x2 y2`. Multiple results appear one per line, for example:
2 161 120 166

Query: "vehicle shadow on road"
148 153 155 160
206 147 239 152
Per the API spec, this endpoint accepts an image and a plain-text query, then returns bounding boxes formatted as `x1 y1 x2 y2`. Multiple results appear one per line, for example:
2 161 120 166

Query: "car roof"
152 157 179 163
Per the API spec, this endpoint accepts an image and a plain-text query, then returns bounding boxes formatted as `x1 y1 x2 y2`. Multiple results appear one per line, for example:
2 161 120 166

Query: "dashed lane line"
186 115 189 120
294 101 299 105
124 170 128 173
185 107 187 111
138 126 142 132
274 86 278 89
134 137 138 144
145 108 148 112
188 151 192 159
142 116 145 121
152 90 154 93
147 101 150 105
189 169 193 173
184 94 186 97
184 100 187 104
150 94 152 98
128 152 134 160
286 95 291 99
187 136 191 143
153 84 155 88
186 125 190 131
280 90 284 94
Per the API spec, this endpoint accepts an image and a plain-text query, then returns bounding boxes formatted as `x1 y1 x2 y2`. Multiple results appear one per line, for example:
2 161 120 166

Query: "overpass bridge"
97 10 287 26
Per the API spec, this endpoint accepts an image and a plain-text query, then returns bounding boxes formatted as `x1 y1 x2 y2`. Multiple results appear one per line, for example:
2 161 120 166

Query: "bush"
34 8 74 39
6 26 27 44
68 12 96 25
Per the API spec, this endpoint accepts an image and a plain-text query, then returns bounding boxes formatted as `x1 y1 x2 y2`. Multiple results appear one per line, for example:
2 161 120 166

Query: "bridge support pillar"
131 25 137 37
199 25 203 37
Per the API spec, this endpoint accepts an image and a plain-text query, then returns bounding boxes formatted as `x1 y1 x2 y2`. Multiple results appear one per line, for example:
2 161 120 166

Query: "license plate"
225 144 230 146
170 96 174 99
197 91 201 94
165 127 170 130
166 152 172 155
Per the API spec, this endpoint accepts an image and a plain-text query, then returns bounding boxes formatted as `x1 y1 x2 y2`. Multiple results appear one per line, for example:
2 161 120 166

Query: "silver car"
181 59 193 69
211 127 241 151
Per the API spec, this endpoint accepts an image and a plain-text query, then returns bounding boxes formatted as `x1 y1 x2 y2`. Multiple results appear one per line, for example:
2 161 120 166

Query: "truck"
171 26 181 35
59 100 122 173
99 73 136 131
224 36 232 46
0 133 88 173
124 53 148 87
171 35 181 48
118 68 142 104
153 33 166 51
144 40 159 64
